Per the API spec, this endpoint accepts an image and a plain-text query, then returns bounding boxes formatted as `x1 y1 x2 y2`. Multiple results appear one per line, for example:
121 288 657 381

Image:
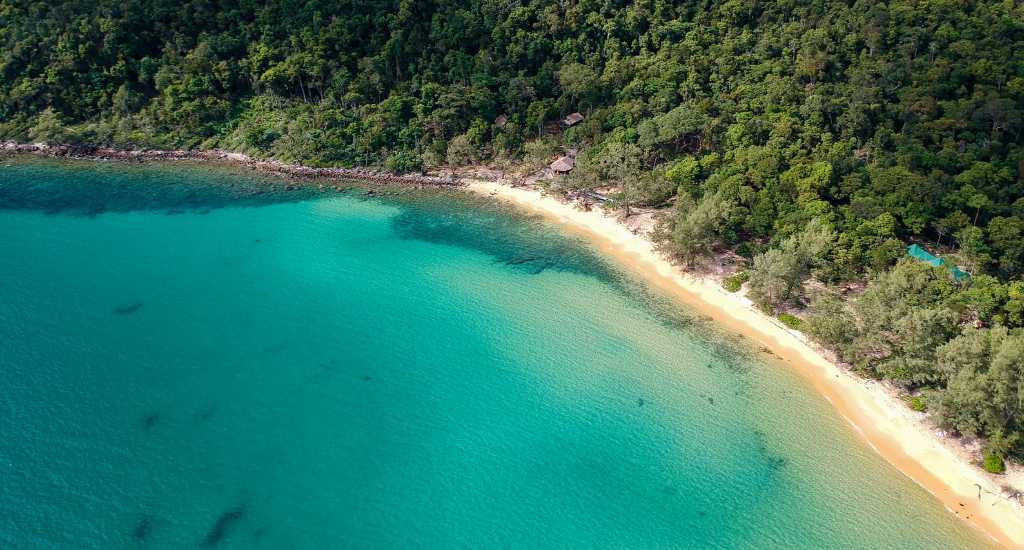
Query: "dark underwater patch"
752 429 788 473
133 515 153 540
141 412 159 430
387 198 616 280
503 256 554 274
388 191 773 384
306 360 340 382
705 338 755 377
0 157 328 216
202 504 247 547
196 405 218 422
114 302 143 315
505 256 538 265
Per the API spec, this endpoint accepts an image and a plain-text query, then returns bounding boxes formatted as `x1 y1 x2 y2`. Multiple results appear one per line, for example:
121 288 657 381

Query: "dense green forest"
2 0 1023 467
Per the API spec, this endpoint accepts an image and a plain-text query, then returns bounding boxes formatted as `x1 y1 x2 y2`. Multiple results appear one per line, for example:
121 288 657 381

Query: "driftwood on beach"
1 141 465 189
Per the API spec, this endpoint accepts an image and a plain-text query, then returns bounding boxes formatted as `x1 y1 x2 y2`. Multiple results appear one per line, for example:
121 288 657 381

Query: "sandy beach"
467 179 1024 549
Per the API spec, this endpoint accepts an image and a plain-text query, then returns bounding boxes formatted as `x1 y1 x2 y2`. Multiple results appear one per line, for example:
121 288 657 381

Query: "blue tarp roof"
907 244 970 281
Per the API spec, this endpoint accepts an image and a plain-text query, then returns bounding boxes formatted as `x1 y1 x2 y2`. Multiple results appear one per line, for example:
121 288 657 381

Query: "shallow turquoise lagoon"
0 159 992 548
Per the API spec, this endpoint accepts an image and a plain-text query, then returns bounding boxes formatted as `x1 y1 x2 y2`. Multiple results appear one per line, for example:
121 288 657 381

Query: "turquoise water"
0 159 992 549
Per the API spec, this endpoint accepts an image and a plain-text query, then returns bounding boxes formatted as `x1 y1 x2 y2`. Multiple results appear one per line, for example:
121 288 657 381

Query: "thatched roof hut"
563 112 584 126
550 156 575 173
494 114 508 128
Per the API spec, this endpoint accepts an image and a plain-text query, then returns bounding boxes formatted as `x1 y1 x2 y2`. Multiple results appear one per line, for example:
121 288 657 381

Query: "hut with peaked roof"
494 115 508 128
563 112 584 126
550 156 575 174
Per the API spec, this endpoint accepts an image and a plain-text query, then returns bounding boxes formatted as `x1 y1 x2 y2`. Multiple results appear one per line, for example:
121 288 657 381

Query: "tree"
747 218 835 310
747 248 794 310
968 192 990 226
597 141 642 217
805 293 855 349
557 63 598 111
522 139 557 174
934 327 1024 440
661 189 736 267
666 156 701 196
954 225 991 276
27 108 68 144
987 217 1024 277
525 100 551 138
804 261 960 377
446 133 477 167
876 307 958 385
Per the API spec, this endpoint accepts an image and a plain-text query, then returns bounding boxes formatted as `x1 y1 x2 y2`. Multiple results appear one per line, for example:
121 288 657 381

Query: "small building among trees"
907 244 971 281
563 112 584 126
550 156 575 174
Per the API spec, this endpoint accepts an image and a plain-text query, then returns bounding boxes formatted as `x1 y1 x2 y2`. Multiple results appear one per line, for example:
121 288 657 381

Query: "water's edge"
1 141 463 188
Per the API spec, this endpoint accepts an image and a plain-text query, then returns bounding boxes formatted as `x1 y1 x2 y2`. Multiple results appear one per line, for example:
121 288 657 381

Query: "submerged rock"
113 302 143 315
133 515 153 540
202 504 246 547
141 412 159 430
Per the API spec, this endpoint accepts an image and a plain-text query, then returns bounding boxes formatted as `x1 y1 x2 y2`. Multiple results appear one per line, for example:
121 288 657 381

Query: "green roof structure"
907 244 971 281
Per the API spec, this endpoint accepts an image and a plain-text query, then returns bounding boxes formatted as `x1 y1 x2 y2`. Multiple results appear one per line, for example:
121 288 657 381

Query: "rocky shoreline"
1 141 465 189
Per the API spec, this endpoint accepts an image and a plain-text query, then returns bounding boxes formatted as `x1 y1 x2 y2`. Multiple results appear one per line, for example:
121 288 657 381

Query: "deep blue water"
0 158 991 548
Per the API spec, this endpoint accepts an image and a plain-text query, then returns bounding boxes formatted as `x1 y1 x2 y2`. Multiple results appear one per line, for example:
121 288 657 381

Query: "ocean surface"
0 158 992 549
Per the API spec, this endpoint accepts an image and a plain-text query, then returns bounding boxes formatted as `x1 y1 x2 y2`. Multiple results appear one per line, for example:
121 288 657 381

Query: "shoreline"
0 141 464 188
464 179 1024 549
4 143 1022 546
